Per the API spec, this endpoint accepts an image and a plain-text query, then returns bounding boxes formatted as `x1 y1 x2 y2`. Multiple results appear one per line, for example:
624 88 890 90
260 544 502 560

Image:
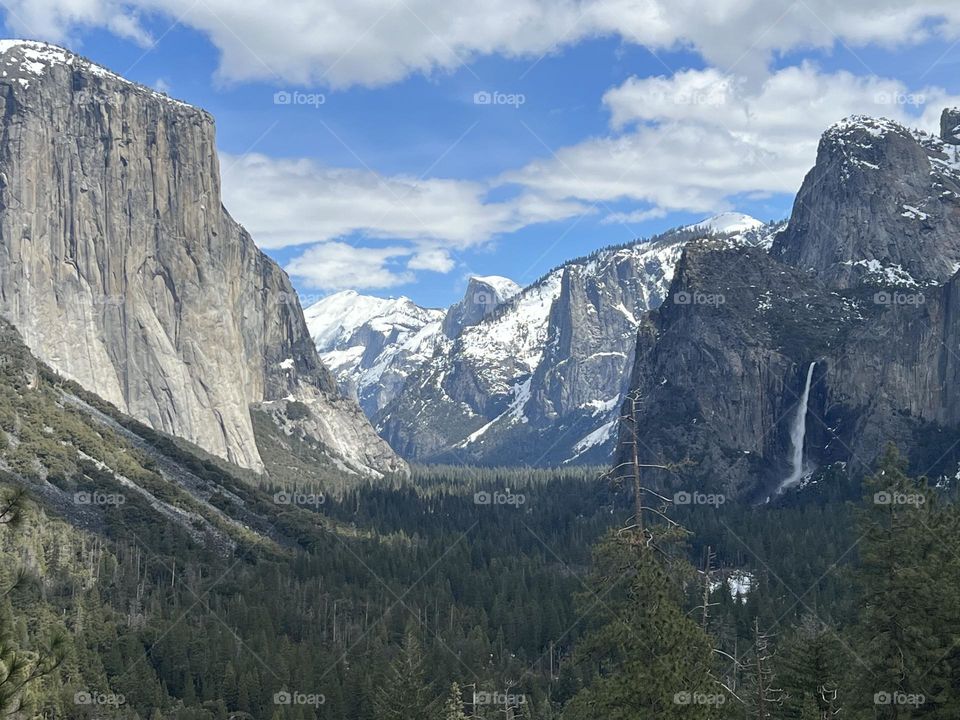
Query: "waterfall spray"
778 362 816 494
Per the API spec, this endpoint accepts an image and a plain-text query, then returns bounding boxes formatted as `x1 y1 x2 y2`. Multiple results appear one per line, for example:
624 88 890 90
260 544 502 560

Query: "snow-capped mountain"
0 40 405 479
305 291 445 416
304 276 519 416
685 211 764 235
616 111 960 499
376 215 771 466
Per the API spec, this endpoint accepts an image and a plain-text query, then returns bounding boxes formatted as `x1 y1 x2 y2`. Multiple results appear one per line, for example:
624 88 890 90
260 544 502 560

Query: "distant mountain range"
305 213 775 466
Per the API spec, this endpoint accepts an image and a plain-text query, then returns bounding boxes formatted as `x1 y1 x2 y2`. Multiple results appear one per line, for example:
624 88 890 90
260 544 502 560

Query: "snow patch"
684 212 763 236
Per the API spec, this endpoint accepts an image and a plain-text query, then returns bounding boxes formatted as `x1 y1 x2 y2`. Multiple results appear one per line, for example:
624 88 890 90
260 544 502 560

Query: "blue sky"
3 2 960 307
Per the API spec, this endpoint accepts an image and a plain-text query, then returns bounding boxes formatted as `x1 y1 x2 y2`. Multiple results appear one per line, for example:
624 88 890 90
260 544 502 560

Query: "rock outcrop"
0 40 405 478
441 275 520 338
772 116 960 288
618 113 960 498
305 291 446 416
377 222 774 465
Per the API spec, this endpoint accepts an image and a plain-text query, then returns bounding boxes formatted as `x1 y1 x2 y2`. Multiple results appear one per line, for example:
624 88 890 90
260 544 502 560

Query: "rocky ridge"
375 220 776 465
0 40 405 479
617 110 960 498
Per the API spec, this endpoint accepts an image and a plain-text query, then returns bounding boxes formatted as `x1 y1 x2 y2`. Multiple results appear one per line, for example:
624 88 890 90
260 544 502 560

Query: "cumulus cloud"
285 242 414 290
220 152 586 250
219 64 960 290
220 152 586 290
505 64 960 216
6 0 960 87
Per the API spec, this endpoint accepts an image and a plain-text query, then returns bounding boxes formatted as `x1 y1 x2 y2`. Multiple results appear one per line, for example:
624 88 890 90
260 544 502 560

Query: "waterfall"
778 362 816 494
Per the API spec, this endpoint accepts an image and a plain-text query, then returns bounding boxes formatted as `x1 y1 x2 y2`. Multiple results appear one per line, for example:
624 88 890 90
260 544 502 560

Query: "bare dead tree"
752 619 783 720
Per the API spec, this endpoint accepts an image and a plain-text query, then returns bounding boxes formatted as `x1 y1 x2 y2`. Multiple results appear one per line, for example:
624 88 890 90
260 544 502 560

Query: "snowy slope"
684 212 765 235
305 291 445 415
379 214 768 465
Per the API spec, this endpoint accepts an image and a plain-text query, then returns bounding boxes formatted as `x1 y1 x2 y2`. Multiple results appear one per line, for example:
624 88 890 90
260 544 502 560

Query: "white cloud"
221 152 584 251
221 65 960 290
602 208 667 225
505 64 960 216
285 242 414 290
7 0 960 87
220 152 585 290
408 248 455 272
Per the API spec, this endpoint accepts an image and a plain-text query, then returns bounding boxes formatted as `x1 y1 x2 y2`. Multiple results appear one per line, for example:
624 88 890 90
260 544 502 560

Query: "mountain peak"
823 115 909 144
0 38 197 109
686 212 763 235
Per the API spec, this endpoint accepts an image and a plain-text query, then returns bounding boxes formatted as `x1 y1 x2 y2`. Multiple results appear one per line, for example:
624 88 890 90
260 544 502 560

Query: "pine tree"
852 444 960 718
0 488 66 717
373 628 438 720
777 615 844 720
440 682 468 720
562 528 725 719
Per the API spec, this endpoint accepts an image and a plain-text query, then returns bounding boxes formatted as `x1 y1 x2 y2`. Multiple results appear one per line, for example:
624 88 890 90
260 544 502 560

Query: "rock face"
377 222 773 465
0 40 405 478
304 277 518 419
305 291 445 416
441 275 520 337
617 113 960 498
941 108 960 145
772 116 960 288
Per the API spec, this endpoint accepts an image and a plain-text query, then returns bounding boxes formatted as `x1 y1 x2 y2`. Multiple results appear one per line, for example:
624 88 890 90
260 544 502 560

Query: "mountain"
305 290 446 415
685 211 765 235
441 274 522 337
304 275 519 416
376 219 773 465
0 40 405 479
616 110 960 499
